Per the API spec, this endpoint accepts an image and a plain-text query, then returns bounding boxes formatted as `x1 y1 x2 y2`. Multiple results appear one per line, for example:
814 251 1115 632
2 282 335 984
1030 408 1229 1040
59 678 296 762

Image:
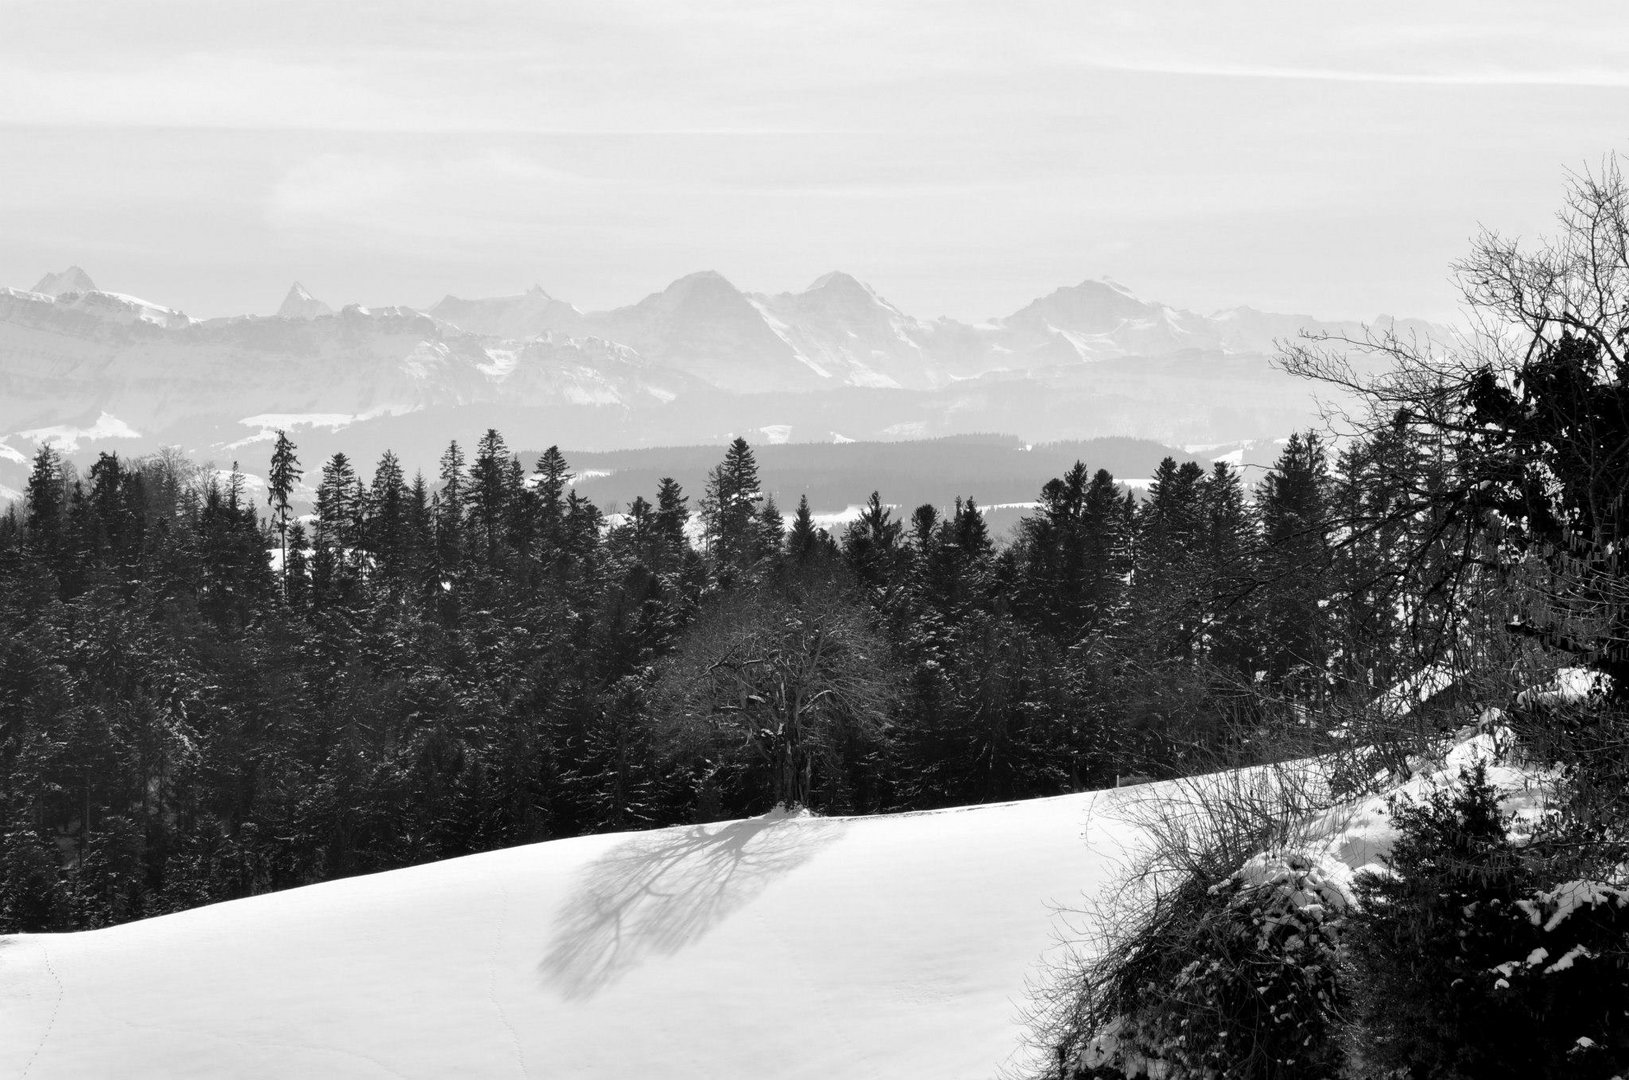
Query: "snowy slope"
751 272 944 390
0 717 1547 1079
1 792 1137 1080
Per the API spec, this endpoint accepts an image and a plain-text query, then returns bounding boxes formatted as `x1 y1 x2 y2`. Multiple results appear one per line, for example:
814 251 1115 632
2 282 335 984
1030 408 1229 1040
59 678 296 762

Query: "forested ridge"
0 418 1462 933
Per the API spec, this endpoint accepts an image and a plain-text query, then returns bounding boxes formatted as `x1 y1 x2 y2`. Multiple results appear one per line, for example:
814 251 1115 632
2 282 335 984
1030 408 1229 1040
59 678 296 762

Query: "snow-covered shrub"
1345 761 1629 1079
1070 851 1350 1080
1488 879 1629 1075
1025 762 1354 1080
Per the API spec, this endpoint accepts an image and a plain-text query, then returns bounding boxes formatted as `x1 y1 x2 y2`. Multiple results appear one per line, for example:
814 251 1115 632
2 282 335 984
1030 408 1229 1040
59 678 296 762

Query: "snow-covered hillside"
0 725 1536 1079
2 791 1131 1079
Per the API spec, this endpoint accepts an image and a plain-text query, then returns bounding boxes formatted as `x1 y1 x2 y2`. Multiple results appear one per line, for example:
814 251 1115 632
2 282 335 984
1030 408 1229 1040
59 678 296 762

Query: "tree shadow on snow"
539 814 840 1000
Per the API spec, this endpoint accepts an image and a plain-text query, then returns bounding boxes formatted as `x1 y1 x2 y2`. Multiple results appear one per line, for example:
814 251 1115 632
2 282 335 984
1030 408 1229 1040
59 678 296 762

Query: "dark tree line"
0 422 1457 932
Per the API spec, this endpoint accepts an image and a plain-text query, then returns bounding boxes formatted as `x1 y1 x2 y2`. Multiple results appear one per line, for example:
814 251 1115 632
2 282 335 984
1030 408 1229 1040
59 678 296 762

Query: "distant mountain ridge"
427 269 1441 392
0 266 1446 493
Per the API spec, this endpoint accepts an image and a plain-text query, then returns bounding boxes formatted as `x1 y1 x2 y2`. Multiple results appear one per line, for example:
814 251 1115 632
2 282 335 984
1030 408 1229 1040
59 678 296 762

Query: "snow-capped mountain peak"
277 282 334 319
31 265 98 297
737 271 937 389
595 270 827 390
646 269 745 308
1096 275 1142 298
798 271 906 315
428 287 583 339
804 270 871 296
807 269 856 288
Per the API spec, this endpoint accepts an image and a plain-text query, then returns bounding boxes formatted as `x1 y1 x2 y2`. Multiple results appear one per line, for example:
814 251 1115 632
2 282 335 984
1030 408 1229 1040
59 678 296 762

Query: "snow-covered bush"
1025 762 1354 1080
1345 761 1629 1079
1489 879 1629 1074
1069 851 1350 1080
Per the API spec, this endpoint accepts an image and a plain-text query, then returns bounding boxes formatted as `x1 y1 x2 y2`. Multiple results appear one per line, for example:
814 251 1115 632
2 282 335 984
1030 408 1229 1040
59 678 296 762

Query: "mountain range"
0 265 1443 497
417 269 1438 393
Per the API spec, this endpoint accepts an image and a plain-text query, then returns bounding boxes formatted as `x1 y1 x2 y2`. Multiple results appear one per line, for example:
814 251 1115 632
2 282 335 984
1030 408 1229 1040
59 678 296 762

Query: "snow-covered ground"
0 792 1139 1079
0 726 1539 1079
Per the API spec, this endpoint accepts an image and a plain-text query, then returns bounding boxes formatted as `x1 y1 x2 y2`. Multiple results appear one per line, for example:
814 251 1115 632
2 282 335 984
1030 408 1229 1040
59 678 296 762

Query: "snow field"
2 791 1136 1079
1 726 1544 1079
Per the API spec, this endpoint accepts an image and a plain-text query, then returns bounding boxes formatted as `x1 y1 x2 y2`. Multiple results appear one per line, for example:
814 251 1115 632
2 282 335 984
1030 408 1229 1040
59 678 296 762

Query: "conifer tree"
920 497 994 613
788 494 822 562
652 477 690 575
909 503 940 555
621 494 654 550
1198 460 1257 675
758 495 784 555
842 491 902 589
284 520 311 608
436 440 466 572
533 445 572 553
314 453 361 602
504 454 534 567
367 450 408 580
1016 464 1133 643
563 490 604 561
406 471 433 577
314 454 359 551
23 443 64 565
1133 457 1208 659
701 437 765 581
196 467 273 630
226 461 246 515
0 504 19 555
471 428 511 569
1019 462 1092 638
1082 468 1133 632
267 431 302 598
1257 432 1334 698
907 504 956 609
85 452 138 569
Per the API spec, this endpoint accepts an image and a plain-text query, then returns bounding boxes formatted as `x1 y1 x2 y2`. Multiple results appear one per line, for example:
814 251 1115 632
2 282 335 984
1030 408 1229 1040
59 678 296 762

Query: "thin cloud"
1088 57 1629 88
266 152 593 237
0 52 880 134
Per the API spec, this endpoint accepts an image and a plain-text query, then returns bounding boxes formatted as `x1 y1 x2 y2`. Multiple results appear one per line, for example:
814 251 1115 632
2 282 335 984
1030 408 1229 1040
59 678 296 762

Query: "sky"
4 1 1629 324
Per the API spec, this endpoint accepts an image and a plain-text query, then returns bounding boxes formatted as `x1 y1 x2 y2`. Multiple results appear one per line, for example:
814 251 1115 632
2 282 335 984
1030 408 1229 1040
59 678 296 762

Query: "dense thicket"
0 419 1451 932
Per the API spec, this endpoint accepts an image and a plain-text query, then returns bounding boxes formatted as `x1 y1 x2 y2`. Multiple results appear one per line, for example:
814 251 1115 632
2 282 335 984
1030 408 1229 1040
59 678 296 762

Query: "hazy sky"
5 1 1629 323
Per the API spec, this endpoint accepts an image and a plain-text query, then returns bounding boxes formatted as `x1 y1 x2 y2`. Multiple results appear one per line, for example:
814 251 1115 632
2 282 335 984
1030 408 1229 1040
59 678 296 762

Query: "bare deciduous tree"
656 571 897 810
1279 156 1629 697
